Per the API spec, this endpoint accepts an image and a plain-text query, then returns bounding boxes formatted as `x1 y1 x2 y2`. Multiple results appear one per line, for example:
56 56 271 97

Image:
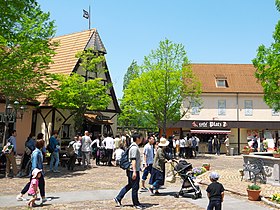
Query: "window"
245 100 253 116
191 101 200 115
218 100 226 115
62 124 70 139
216 79 227 87
215 75 228 88
272 109 279 116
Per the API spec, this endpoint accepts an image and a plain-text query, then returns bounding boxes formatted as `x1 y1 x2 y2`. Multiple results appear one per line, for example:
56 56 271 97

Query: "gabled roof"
47 29 106 75
191 64 264 94
38 29 120 113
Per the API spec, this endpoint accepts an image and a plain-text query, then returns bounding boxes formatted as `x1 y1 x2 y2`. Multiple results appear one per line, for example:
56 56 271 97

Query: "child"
27 168 42 208
206 172 224 210
114 145 124 166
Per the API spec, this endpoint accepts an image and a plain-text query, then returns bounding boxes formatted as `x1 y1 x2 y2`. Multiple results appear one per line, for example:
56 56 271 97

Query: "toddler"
27 168 42 208
206 171 224 210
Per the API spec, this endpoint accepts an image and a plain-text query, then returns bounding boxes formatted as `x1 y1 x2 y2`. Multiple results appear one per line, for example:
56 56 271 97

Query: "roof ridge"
53 29 96 39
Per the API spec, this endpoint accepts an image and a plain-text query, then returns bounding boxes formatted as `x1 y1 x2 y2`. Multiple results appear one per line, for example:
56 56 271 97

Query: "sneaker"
53 170 60 173
16 195 26 201
113 197 122 207
141 187 148 191
148 187 154 195
41 197 51 203
154 191 160 195
134 205 144 209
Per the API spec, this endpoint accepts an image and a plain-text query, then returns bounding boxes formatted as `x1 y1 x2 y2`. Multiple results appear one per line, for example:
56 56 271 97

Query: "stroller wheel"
174 193 180 198
179 191 184 196
192 194 197 199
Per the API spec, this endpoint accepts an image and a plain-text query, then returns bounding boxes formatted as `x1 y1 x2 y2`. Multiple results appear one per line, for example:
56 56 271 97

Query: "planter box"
273 153 280 158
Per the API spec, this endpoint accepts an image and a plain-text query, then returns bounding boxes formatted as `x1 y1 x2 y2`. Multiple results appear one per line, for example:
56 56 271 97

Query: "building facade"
0 29 120 154
167 64 280 154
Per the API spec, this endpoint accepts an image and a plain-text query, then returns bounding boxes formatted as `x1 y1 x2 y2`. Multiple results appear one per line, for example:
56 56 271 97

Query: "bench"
242 159 266 184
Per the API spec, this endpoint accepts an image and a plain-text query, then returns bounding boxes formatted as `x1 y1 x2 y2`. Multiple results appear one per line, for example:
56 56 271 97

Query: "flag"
83 9 89 19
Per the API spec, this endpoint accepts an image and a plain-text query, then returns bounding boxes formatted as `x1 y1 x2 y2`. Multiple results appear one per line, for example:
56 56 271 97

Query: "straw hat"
158 137 169 147
32 168 42 178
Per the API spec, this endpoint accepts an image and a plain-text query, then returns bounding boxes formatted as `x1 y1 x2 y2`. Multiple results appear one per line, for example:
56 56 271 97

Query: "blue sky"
37 0 279 99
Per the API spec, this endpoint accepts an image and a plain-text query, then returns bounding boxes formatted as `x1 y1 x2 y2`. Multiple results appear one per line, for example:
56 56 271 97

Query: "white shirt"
115 148 124 161
73 141 81 155
103 137 114 149
179 139 185 147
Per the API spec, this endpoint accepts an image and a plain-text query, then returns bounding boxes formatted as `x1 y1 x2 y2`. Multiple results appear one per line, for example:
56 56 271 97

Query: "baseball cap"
209 171 220 180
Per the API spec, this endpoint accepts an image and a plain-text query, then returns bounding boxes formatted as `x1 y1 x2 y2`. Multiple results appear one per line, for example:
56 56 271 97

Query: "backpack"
192 137 197 148
119 145 135 170
67 143 75 156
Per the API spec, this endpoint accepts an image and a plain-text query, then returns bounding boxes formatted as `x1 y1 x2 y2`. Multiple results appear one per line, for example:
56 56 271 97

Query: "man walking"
49 130 60 173
103 133 115 166
5 130 18 178
141 135 154 190
114 133 143 209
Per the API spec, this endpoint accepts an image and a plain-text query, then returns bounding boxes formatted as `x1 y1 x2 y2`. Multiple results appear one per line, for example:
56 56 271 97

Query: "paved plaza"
0 154 279 209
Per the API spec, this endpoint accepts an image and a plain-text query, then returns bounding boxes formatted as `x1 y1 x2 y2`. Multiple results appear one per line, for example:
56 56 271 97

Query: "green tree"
118 60 157 130
252 0 280 111
48 49 111 131
123 60 139 90
123 39 201 135
0 0 57 102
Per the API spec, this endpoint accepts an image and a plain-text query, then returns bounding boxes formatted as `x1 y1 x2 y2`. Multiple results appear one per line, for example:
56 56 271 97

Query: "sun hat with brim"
32 168 42 178
209 171 220 180
158 137 169 147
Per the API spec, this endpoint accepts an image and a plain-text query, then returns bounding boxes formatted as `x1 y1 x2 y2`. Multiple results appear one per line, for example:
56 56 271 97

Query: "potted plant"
202 163 210 171
242 146 253 155
247 184 261 201
273 148 280 158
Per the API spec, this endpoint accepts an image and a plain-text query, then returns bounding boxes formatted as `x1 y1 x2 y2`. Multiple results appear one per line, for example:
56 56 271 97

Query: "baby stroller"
96 147 108 165
172 160 202 199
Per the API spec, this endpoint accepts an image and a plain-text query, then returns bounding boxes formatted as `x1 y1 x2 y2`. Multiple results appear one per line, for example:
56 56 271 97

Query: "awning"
84 113 113 125
190 130 231 134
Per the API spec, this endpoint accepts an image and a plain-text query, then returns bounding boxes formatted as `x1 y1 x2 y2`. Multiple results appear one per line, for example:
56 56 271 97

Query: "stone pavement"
0 187 275 209
0 153 279 209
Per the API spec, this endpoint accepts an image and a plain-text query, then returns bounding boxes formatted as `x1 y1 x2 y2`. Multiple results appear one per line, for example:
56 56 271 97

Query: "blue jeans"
207 200 222 210
142 164 152 181
50 151 59 171
116 170 140 206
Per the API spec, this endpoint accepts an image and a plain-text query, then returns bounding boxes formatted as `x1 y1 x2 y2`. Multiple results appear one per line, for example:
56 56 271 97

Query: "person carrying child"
206 171 224 210
27 168 42 208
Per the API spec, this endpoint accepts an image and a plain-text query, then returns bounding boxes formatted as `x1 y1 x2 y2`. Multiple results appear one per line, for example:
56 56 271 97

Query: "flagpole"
89 5 91 30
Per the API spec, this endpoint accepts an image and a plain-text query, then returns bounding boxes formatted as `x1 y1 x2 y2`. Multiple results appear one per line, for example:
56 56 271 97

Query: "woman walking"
17 134 50 204
149 137 170 194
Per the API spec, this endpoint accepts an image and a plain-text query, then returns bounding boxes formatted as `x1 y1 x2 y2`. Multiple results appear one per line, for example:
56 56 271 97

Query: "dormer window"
215 75 228 88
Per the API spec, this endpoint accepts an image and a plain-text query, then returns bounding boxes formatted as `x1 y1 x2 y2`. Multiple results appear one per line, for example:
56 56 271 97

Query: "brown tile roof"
191 64 264 94
47 29 96 75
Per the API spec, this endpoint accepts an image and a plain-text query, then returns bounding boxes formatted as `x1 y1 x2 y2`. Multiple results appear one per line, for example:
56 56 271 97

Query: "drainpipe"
237 93 240 154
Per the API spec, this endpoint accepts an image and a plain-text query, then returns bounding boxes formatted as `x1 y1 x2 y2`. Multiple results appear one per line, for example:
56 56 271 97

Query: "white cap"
209 171 220 180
